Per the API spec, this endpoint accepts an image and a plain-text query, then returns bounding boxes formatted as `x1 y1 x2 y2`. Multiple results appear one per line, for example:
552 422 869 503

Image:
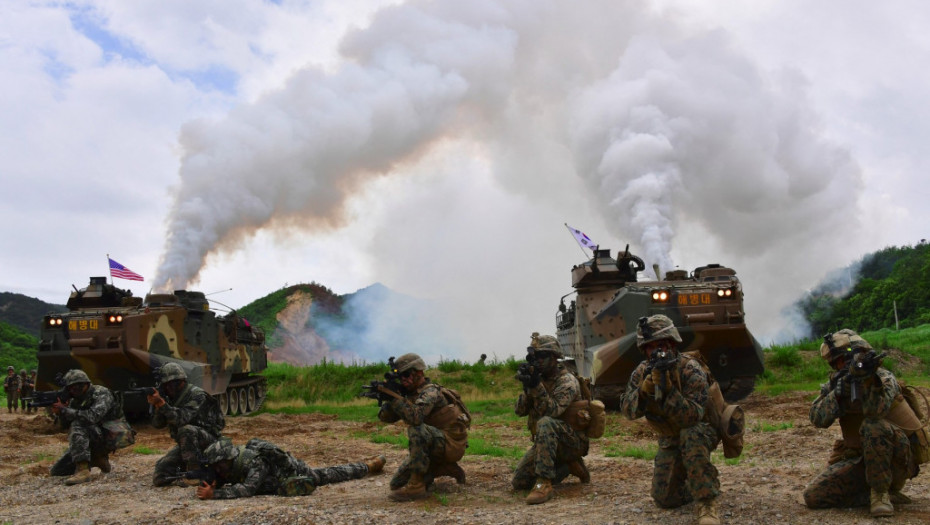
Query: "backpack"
244 438 294 471
682 351 745 458
897 384 930 464
561 373 607 439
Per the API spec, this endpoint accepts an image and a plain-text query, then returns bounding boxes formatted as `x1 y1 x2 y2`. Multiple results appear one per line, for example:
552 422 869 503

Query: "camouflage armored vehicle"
556 246 764 407
34 276 267 417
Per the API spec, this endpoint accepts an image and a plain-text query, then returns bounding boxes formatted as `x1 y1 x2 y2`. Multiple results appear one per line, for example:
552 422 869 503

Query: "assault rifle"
515 345 541 390
644 349 678 402
27 372 69 409
849 350 888 402
360 356 405 406
126 367 164 400
164 466 217 485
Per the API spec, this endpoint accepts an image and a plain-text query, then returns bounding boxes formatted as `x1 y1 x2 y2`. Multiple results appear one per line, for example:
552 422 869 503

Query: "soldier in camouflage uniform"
49 369 135 485
804 329 919 518
149 362 226 486
20 369 35 413
512 333 590 505
5 366 21 413
619 315 722 525
194 437 385 499
378 353 471 502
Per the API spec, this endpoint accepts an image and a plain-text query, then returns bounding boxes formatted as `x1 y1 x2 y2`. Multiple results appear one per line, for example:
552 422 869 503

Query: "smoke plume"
153 0 863 355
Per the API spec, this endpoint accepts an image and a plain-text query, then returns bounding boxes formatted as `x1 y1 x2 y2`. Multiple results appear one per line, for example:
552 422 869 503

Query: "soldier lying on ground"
194 438 385 499
149 362 226 486
512 333 590 505
49 369 135 485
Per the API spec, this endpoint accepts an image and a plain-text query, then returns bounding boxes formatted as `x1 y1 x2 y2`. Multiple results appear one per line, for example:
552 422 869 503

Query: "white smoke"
154 0 864 356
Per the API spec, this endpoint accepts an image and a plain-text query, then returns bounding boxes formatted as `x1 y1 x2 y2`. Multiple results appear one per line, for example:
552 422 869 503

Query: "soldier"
194 437 385 499
378 353 471 501
49 369 135 485
512 333 590 505
27 370 38 413
804 329 919 517
149 363 226 486
4 365 21 413
19 369 33 413
619 315 722 525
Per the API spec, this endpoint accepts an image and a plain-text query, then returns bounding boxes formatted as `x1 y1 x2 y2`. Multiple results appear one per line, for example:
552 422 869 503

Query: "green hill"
0 321 38 374
0 292 67 337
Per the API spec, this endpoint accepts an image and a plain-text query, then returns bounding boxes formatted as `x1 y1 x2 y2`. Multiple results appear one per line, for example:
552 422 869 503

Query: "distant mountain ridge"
0 292 67 337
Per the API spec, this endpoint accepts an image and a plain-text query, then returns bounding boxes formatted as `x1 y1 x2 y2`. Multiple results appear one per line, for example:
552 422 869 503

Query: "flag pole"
106 253 111 285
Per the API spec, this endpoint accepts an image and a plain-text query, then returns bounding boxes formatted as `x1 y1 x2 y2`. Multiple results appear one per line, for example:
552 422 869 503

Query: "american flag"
108 257 144 281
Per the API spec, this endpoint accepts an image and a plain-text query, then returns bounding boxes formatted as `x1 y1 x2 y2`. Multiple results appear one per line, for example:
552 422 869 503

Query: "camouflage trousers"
152 425 220 486
276 460 372 497
50 422 108 476
390 423 448 490
652 421 720 508
6 390 19 412
512 416 589 490
804 418 915 508
20 389 33 411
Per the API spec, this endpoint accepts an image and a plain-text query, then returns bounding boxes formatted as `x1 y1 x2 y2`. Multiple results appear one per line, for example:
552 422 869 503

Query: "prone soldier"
149 362 226 486
49 369 135 485
5 365 21 413
373 353 471 501
804 329 920 517
194 437 385 499
512 333 591 505
619 315 723 525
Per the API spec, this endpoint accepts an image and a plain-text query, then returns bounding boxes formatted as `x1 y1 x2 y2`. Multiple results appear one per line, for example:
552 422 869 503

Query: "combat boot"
65 462 94 485
525 477 553 505
365 455 386 475
389 472 428 502
695 498 720 525
870 489 894 517
438 462 466 484
91 453 111 474
567 459 590 483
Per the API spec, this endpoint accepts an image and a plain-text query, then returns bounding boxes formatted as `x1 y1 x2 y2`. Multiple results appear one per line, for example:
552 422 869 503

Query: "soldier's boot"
389 472 428 502
65 462 95 485
365 455 386 475
439 462 466 484
890 490 912 505
695 498 720 525
567 459 590 484
91 453 111 474
525 477 553 505
870 489 894 517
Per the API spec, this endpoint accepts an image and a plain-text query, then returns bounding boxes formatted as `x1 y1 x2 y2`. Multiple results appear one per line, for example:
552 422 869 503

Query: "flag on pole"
108 258 144 281
565 224 598 252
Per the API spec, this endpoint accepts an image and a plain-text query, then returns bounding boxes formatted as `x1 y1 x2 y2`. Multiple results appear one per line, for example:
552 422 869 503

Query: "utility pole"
893 299 899 330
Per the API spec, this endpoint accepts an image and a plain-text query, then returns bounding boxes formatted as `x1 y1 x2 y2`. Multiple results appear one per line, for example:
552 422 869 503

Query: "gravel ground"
1 392 929 524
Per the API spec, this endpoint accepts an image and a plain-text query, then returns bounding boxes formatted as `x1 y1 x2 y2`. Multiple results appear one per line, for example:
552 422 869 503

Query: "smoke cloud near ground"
153 0 864 359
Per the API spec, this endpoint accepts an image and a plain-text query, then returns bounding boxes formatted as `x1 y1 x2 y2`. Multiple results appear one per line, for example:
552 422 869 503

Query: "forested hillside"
0 321 38 372
797 241 930 337
0 292 67 337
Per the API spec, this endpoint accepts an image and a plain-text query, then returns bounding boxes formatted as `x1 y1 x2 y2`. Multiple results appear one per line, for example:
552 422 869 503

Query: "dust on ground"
1 392 929 525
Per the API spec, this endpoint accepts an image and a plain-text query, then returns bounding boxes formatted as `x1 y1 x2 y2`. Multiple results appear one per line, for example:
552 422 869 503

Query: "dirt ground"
1 392 929 525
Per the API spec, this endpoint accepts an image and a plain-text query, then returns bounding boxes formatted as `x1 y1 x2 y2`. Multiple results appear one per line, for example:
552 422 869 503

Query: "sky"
2 0 928 362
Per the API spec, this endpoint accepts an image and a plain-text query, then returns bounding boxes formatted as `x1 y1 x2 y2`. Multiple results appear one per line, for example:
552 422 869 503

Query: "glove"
196 480 216 500
515 364 541 389
834 375 850 399
640 372 656 397
147 391 167 408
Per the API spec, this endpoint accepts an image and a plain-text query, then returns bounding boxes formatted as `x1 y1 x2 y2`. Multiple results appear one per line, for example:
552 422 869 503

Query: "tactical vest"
422 384 471 463
172 384 226 436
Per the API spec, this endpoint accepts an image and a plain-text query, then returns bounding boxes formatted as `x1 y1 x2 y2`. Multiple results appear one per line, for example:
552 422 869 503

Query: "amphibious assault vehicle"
556 246 764 407
35 277 267 417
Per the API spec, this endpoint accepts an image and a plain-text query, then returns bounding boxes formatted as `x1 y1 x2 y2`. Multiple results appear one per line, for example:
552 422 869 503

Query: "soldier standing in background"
619 315 722 525
378 353 471 502
19 369 33 413
149 363 226 486
804 329 919 518
512 333 590 505
4 366 21 413
50 369 135 485
194 438 385 499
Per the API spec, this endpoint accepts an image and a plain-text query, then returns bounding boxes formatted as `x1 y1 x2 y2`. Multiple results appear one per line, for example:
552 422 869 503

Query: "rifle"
644 349 677 401
515 345 540 390
26 372 69 409
848 351 887 402
359 356 405 406
163 466 217 485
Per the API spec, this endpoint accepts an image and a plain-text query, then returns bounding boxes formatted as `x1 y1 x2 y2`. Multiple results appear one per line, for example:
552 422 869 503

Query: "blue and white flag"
565 224 597 252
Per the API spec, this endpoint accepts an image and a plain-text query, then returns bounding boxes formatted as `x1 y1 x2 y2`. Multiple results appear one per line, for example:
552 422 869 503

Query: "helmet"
820 329 872 363
159 363 187 383
62 369 91 386
19 369 26 375
394 353 426 373
30 369 36 374
6 366 12 371
204 438 239 463
636 315 682 347
529 332 564 358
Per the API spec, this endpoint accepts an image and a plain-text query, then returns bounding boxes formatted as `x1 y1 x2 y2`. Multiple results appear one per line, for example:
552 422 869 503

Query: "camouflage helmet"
203 438 240 464
6 366 12 371
30 369 36 374
529 332 564 358
19 369 26 375
62 369 91 386
159 362 187 383
820 328 872 363
394 353 426 374
636 315 682 347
